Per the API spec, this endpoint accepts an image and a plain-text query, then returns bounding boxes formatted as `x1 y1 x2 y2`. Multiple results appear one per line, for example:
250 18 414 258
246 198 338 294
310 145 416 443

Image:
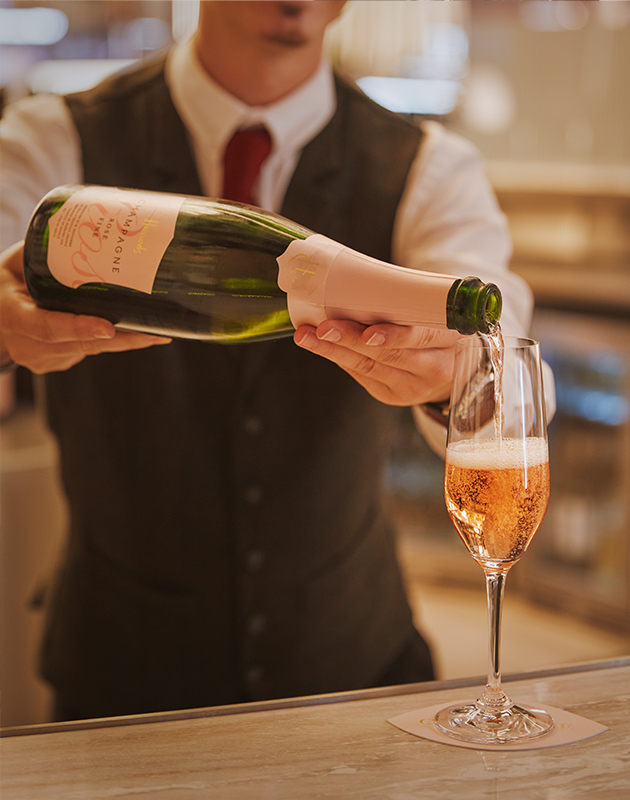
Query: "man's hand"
0 241 171 374
294 319 464 407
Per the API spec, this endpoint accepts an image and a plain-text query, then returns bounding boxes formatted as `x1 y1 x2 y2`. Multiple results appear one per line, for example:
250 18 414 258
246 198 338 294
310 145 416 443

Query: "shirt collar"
166 37 336 160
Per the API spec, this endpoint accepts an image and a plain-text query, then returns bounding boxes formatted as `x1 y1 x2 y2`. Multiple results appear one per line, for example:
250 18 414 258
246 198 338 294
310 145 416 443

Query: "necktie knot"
222 126 272 206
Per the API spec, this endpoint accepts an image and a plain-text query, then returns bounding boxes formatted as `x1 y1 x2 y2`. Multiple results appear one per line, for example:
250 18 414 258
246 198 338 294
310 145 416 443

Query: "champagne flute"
434 336 553 744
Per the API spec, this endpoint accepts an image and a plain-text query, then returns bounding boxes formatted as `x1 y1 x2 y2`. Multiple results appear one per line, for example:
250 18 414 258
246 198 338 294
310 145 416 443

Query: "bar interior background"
1 0 629 728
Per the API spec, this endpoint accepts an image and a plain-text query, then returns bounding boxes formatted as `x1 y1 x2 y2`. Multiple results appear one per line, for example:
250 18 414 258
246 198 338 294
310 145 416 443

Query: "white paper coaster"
388 703 608 751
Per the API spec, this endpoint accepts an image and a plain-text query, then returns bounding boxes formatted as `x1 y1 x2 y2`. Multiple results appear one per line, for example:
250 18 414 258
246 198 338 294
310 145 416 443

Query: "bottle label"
46 186 185 293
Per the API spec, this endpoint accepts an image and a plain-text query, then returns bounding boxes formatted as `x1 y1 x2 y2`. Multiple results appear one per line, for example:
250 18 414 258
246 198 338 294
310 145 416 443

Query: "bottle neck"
278 234 456 330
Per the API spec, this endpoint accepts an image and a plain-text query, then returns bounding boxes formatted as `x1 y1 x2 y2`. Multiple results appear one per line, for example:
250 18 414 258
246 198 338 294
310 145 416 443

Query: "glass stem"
479 568 512 711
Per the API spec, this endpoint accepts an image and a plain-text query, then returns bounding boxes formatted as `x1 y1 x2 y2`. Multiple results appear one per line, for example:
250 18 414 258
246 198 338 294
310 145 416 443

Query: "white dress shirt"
0 39 552 449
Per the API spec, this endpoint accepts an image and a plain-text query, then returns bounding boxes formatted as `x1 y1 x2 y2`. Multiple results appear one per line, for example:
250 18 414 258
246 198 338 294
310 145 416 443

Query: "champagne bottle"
23 184 502 343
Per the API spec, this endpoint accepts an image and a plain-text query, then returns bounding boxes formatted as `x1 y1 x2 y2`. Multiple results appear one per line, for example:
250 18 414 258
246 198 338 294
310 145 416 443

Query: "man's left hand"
294 320 464 407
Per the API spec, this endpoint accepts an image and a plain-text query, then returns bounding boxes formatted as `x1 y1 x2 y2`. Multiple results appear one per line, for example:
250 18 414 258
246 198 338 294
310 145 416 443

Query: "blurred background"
1 0 629 727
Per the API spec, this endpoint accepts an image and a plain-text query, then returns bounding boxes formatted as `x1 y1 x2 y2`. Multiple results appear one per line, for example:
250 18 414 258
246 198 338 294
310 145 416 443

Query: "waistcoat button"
243 415 262 434
245 665 264 685
247 613 267 636
244 549 265 572
243 484 263 505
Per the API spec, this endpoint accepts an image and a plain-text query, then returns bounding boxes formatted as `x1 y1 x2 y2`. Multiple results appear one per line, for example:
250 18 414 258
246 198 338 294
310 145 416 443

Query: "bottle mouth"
447 277 503 335
480 284 502 332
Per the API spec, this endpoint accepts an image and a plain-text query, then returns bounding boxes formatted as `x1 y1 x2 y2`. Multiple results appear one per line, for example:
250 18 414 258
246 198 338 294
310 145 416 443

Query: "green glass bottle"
24 184 502 343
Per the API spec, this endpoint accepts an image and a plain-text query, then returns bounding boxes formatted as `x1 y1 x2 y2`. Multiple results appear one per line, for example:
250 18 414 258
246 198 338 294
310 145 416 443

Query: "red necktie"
222 126 272 205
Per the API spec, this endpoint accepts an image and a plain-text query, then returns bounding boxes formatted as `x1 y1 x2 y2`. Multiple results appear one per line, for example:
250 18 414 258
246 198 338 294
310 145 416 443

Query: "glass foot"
434 701 554 744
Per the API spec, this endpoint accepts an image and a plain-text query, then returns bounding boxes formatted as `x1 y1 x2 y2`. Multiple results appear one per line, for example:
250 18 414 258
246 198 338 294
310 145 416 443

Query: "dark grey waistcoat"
40 54 425 718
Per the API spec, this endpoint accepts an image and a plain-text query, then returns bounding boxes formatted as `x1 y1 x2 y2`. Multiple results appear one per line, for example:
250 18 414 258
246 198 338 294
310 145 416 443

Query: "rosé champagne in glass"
434 335 553 744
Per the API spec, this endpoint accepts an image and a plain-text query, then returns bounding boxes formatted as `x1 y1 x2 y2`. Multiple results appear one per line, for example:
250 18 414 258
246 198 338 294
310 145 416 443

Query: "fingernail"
296 330 318 349
92 326 115 340
366 331 386 346
318 327 341 343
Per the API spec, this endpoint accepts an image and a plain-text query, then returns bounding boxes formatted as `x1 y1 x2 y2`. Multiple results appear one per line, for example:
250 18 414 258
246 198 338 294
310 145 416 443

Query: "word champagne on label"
445 438 550 566
24 184 503 344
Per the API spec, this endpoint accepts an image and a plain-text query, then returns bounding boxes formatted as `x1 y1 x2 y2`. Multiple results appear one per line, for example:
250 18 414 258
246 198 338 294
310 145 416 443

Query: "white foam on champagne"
446 438 548 470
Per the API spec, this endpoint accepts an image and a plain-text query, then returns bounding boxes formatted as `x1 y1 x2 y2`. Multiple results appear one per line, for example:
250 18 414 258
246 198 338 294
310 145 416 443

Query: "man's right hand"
0 241 171 374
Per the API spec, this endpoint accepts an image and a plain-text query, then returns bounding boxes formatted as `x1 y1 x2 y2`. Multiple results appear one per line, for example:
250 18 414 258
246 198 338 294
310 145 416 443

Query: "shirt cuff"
413 403 448 459
0 355 16 374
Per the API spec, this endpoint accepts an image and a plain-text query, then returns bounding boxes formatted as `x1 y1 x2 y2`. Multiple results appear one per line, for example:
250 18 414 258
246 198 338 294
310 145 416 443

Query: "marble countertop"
1 659 629 799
